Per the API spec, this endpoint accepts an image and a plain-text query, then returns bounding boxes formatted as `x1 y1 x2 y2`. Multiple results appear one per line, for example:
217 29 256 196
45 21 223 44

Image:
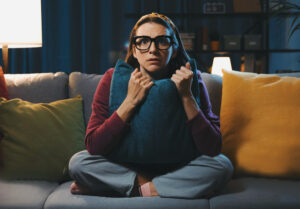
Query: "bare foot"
130 173 153 197
149 182 159 196
139 181 159 197
70 182 91 195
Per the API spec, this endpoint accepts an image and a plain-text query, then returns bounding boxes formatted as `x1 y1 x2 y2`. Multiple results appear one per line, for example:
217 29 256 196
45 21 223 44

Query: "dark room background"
0 0 299 74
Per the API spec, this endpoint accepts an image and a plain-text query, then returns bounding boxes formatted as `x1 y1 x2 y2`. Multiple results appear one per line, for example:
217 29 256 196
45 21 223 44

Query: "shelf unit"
125 0 300 74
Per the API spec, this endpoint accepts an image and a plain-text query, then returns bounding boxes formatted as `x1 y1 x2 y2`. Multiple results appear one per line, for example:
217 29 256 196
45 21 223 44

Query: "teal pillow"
108 60 200 164
0 96 85 182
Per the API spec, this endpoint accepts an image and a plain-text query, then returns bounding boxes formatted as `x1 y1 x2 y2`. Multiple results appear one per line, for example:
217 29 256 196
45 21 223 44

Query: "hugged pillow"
0 66 9 99
221 70 300 179
0 96 85 181
107 60 201 164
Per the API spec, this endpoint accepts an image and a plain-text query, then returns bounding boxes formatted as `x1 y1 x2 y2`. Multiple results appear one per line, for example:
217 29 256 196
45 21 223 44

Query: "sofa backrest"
5 72 68 103
4 71 224 127
68 72 103 126
5 71 300 129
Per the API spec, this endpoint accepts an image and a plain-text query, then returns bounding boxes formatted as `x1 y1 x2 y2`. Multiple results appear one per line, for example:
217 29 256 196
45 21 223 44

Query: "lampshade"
211 57 232 77
0 0 42 48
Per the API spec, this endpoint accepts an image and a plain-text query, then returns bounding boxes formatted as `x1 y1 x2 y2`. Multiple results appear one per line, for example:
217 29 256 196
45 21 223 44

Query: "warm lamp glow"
0 0 42 73
211 57 232 77
0 0 42 48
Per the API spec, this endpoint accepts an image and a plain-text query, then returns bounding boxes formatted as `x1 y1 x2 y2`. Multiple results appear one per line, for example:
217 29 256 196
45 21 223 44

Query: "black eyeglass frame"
133 35 174 51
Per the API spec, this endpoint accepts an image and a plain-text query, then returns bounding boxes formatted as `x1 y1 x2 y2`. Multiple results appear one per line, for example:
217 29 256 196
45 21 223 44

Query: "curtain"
1 0 112 74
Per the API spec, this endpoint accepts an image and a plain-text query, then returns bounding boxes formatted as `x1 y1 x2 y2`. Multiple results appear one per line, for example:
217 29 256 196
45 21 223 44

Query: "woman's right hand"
126 68 154 106
117 68 153 122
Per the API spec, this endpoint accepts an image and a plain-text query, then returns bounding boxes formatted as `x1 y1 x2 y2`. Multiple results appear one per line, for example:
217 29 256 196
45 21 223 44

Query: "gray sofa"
1 71 300 209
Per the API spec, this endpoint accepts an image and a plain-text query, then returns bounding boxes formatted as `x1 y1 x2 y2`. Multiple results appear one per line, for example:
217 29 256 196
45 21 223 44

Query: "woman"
69 12 233 198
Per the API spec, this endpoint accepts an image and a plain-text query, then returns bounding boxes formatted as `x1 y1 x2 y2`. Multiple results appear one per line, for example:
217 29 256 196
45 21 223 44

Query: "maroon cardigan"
85 68 222 157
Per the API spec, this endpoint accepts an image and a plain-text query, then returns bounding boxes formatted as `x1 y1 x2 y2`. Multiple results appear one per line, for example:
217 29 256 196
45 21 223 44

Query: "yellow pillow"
221 70 300 179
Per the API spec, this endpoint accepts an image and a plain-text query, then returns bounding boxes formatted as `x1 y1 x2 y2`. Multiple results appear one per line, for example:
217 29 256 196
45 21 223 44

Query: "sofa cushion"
0 180 58 209
0 96 85 182
210 177 300 209
221 70 300 178
69 72 103 126
4 72 68 103
201 73 222 116
44 181 210 209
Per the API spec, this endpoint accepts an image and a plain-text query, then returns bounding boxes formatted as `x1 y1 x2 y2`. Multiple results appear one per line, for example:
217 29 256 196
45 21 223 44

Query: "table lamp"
0 0 42 73
211 57 232 77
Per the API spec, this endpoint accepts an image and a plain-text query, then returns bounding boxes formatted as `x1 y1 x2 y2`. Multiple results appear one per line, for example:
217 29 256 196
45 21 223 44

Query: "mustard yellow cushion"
221 70 300 179
0 96 85 182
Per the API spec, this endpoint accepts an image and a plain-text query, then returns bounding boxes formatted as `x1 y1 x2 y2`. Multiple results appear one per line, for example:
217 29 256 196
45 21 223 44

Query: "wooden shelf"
124 0 300 73
125 12 267 18
190 49 300 54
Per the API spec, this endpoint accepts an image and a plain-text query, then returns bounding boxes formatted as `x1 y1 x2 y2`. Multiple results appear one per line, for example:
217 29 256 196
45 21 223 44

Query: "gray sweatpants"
69 150 233 199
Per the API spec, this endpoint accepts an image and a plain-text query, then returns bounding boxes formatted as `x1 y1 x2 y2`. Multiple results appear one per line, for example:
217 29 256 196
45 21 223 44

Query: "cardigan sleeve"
84 68 130 155
186 70 222 157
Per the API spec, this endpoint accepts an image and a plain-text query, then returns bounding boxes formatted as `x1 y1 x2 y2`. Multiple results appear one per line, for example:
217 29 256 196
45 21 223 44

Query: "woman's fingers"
185 62 191 70
141 78 153 90
171 73 180 81
132 68 143 80
132 68 139 76
174 70 192 81
139 77 148 85
139 76 148 83
172 65 194 98
147 81 154 88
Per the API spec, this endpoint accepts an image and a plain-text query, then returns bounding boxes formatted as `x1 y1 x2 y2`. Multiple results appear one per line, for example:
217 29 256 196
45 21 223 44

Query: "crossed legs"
68 150 233 198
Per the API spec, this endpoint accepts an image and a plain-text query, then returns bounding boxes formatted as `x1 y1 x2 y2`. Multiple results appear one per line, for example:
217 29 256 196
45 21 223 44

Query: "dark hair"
125 13 190 75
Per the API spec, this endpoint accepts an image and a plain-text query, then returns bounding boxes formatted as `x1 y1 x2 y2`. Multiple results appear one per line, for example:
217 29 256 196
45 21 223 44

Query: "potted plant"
270 0 300 40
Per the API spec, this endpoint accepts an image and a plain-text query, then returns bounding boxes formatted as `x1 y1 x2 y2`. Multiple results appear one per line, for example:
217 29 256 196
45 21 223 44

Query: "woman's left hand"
171 62 194 98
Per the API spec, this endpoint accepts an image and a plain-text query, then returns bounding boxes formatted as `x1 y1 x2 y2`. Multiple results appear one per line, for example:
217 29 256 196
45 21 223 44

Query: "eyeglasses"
133 35 174 51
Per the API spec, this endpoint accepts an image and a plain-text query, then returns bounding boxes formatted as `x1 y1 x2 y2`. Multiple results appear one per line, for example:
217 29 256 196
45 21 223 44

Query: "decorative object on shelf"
179 32 196 51
244 54 256 72
224 35 241 50
203 0 226 14
210 30 220 51
201 27 209 51
233 0 261 13
271 0 300 40
211 56 232 77
244 35 261 50
0 0 42 73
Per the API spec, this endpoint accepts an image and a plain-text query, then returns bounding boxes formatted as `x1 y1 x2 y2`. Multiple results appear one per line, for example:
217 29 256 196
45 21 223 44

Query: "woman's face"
133 22 176 80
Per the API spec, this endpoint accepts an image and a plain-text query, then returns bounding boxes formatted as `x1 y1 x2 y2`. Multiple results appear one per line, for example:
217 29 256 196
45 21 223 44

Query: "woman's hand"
171 62 200 120
171 62 193 99
117 68 153 122
126 68 154 106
